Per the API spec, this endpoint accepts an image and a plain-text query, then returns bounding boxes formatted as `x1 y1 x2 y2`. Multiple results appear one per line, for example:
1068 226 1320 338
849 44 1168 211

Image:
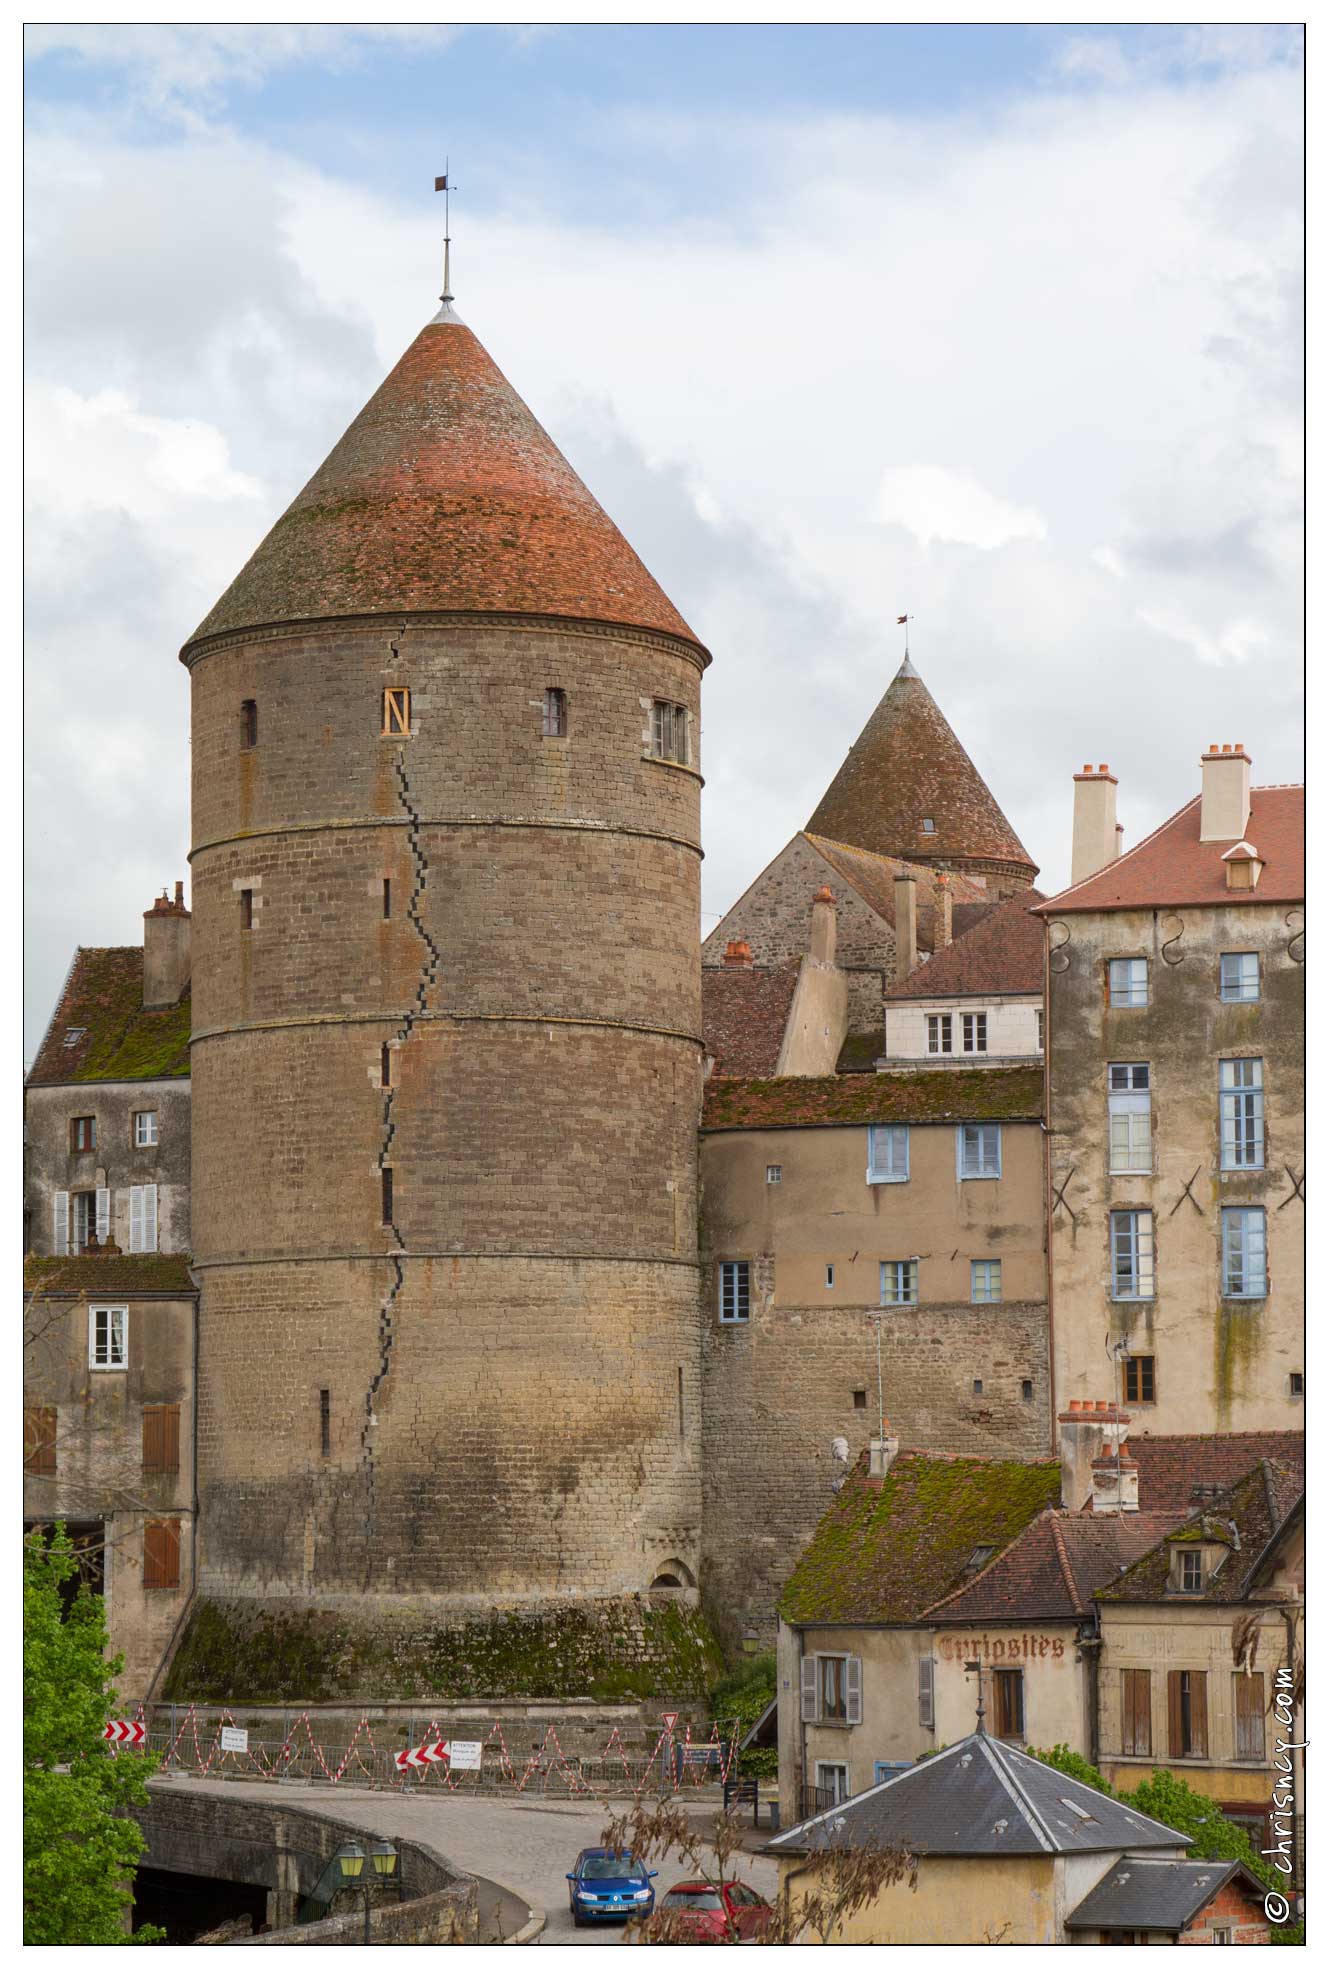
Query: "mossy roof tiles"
183 318 704 657
807 660 1037 878
1097 1458 1303 1605
25 1253 196 1295
701 1063 1043 1131
26 947 191 1086
780 1451 1061 1625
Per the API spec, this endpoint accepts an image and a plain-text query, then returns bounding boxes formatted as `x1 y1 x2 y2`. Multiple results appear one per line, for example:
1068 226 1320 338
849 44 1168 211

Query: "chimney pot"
1098 763 1108 774
722 939 755 969
143 877 192 1007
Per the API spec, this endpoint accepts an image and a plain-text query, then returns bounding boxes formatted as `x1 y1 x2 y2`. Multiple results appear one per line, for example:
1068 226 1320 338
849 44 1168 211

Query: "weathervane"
964 1658 988 1734
435 163 456 307
897 613 912 658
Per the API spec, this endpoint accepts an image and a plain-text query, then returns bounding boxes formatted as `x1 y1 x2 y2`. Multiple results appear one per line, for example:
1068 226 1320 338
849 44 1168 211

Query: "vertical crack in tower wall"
360 629 443 1573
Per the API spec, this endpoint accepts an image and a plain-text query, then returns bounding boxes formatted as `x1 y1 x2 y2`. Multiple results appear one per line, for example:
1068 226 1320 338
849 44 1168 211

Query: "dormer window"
1179 1549 1203 1593
921 818 936 834
966 1544 995 1571
1222 841 1263 890
62 1027 86 1048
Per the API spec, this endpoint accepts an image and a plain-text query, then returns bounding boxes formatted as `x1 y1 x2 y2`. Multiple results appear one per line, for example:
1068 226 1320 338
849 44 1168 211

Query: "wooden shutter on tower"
53 1191 69 1256
1234 1673 1265 1760
845 1656 863 1726
142 1404 180 1475
143 1518 181 1589
25 1407 57 1474
1167 1671 1184 1757
800 1655 818 1722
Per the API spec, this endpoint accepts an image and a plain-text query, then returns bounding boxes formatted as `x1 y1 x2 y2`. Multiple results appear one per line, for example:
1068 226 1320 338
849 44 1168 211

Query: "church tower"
184 273 708 1609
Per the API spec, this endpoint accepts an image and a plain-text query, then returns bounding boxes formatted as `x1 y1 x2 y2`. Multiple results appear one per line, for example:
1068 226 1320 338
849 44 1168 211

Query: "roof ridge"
25 943 82 1089
980 1738 1056 1853
1034 795 1200 912
1048 1512 1084 1616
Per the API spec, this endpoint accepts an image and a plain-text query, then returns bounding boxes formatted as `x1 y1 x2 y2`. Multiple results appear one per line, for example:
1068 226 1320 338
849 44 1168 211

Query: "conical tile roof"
807 659 1036 883
183 314 704 656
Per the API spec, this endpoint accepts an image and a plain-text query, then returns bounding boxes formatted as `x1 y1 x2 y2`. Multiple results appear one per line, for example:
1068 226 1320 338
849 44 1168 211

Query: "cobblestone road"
180 1780 778 1945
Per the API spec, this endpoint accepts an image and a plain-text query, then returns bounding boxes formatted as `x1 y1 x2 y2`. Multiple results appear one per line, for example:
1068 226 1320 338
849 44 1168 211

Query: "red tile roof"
1036 786 1304 914
701 1063 1044 1131
184 318 704 657
807 660 1037 881
1098 1459 1303 1605
27 948 191 1087
701 962 800 1075
805 833 989 949
1123 1431 1303 1514
885 890 1046 1001
928 1509 1179 1622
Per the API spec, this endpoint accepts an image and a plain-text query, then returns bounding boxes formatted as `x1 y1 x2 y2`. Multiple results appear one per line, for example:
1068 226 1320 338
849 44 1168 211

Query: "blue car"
566 1847 658 1925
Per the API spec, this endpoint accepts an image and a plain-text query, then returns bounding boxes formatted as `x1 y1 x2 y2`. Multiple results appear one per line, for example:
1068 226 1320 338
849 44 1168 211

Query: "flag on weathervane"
897 615 909 625
435 175 448 191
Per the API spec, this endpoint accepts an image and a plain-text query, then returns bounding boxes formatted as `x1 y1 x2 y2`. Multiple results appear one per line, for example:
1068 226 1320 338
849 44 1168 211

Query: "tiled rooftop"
1036 785 1304 913
886 889 1047 1001
701 961 800 1075
1098 1458 1303 1605
26 948 191 1087
24 1253 196 1295
185 319 704 655
702 1063 1044 1131
927 1509 1180 1623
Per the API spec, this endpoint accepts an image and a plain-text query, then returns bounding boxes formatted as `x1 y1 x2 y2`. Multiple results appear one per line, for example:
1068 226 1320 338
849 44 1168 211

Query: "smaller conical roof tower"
807 656 1037 892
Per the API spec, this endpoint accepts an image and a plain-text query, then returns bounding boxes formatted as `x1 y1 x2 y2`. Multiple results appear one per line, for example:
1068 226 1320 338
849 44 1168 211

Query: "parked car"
566 1848 657 1925
650 1879 773 1942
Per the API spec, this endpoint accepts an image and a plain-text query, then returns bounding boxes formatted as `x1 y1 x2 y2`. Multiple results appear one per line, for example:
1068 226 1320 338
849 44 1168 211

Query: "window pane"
971 1260 1001 1303
1109 958 1148 1007
1223 1208 1266 1297
868 1125 908 1183
1220 952 1259 1001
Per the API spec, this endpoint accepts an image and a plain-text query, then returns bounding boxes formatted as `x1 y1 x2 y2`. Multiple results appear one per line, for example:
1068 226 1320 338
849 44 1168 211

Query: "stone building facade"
183 297 709 1611
1036 752 1305 1434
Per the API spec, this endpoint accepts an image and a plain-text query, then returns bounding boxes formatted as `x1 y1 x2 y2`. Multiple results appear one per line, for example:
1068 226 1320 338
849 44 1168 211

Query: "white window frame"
1110 1209 1156 1301
957 1123 1002 1180
71 1189 104 1254
926 1013 953 1056
89 1304 128 1371
971 1259 1002 1303
800 1653 863 1729
718 1260 750 1323
1037 1008 1045 1052
650 698 689 765
129 1183 159 1254
53 1189 69 1256
1222 1207 1267 1300
879 1259 918 1307
134 1110 159 1148
1108 957 1148 1008
815 1761 851 1803
1219 952 1260 1002
867 1125 909 1184
765 1164 782 1185
961 1011 988 1055
1220 1059 1264 1170
1108 1062 1152 1174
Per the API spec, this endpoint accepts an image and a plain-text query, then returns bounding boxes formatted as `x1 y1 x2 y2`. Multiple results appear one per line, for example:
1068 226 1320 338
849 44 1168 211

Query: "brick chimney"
810 887 837 965
722 939 754 969
893 874 918 982
1199 743 1252 843
1058 1400 1132 1512
143 880 191 1009
1071 764 1119 885
1090 1438 1139 1514
935 873 953 950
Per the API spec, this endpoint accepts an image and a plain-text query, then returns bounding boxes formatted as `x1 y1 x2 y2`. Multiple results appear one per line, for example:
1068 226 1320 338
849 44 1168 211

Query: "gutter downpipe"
142 1273 201 1710
1042 919 1056 1455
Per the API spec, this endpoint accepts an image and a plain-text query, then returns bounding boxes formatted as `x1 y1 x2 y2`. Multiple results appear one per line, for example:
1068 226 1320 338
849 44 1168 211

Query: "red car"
652 1880 773 1942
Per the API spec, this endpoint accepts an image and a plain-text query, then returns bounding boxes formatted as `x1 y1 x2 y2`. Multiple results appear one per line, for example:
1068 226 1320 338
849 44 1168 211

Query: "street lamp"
336 1840 398 1944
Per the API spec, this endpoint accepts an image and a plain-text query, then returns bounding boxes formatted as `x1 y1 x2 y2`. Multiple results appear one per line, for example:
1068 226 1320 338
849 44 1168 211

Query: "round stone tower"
183 284 707 1609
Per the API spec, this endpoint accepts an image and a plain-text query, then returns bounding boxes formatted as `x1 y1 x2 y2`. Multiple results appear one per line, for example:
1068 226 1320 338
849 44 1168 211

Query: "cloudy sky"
23 21 1304 1059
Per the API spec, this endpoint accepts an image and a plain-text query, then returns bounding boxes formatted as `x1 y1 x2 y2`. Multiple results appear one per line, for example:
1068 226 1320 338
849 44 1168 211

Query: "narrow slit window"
240 699 258 749
320 1389 332 1458
381 1167 394 1225
825 1264 835 1289
382 687 411 736
542 687 568 737
382 877 391 919
381 1044 393 1088
240 889 254 931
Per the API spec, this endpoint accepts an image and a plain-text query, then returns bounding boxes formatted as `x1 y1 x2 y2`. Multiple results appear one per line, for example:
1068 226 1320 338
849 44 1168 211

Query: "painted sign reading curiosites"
935 1633 1067 1663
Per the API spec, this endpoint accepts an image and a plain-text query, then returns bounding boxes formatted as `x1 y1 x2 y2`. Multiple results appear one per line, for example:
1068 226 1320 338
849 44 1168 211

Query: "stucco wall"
1045 901 1304 1432
885 996 1041 1063
779 1851 1062 1944
25 1080 191 1257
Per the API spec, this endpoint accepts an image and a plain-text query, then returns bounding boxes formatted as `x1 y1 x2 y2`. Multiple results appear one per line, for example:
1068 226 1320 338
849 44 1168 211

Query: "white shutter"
129 1186 144 1253
846 1656 863 1727
919 1656 935 1729
96 1188 110 1240
800 1655 818 1723
53 1191 69 1256
143 1184 158 1253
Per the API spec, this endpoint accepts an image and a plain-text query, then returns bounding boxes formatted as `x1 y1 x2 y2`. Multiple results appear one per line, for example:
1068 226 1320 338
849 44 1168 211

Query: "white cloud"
1134 606 1272 669
871 466 1047 552
25 385 264 518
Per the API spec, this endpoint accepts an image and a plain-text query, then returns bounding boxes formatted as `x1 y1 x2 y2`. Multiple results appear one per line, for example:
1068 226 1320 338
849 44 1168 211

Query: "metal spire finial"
964 1658 988 1734
896 614 917 676
431 164 462 324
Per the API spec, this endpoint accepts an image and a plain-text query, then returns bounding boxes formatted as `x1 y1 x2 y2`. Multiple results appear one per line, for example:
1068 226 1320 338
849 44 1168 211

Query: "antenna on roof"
964 1658 988 1734
433 164 459 320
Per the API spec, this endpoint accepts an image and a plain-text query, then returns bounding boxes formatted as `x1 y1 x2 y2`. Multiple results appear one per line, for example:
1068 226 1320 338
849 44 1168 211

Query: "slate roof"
24 1254 196 1296
1126 1433 1304 1514
806 660 1037 880
927 1510 1180 1624
885 890 1046 1002
701 962 800 1075
1064 1858 1262 1933
184 316 704 656
1034 785 1303 914
780 1452 1061 1625
769 1732 1188 1859
702 1064 1044 1132
1098 1459 1303 1606
26 948 191 1087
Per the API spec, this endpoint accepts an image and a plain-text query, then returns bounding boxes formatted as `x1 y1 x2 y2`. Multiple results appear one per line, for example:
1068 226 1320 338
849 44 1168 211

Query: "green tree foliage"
709 1651 777 1777
23 1528 161 1944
